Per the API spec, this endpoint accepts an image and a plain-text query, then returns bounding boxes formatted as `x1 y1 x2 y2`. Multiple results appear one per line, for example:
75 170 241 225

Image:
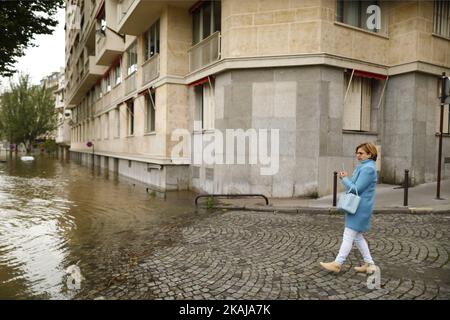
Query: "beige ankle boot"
354 263 377 274
366 263 377 274
354 263 369 273
319 261 341 273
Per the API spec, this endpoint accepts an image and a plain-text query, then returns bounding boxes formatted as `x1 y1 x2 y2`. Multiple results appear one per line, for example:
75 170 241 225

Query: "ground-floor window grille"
194 78 215 131
343 72 372 131
145 90 156 133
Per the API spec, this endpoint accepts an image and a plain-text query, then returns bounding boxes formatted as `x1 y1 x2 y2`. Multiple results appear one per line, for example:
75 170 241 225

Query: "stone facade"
65 0 450 196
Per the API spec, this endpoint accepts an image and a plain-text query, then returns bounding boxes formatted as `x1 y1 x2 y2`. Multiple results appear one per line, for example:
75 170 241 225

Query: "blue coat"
341 159 377 233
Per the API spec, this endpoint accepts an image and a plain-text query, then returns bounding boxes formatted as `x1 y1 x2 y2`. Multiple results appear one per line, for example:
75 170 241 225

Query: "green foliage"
0 74 57 153
0 0 64 76
206 196 215 209
40 139 58 153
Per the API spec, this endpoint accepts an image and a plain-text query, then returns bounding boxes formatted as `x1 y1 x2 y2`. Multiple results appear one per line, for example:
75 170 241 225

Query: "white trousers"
335 227 374 265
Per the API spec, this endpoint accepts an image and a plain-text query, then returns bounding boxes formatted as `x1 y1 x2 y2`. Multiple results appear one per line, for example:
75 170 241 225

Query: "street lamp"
436 73 450 199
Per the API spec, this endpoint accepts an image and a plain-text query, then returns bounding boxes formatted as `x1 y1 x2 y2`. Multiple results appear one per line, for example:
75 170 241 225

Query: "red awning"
138 87 153 96
188 76 209 87
189 0 204 14
353 70 387 80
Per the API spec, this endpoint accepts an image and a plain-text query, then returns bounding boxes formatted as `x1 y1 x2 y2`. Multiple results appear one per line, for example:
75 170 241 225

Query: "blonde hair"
356 142 378 161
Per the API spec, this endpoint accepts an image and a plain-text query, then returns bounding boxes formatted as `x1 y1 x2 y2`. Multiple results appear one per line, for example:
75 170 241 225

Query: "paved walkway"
215 180 450 214
76 210 450 300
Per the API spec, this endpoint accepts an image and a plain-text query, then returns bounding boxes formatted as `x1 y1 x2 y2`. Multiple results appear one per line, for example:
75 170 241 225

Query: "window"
192 1 221 45
127 42 137 75
343 73 372 131
145 90 156 133
101 77 107 95
144 20 160 61
96 117 102 140
127 100 134 135
336 0 384 33
106 72 111 92
97 5 106 34
434 0 450 38
114 106 120 137
97 83 102 100
89 88 94 105
114 62 121 85
194 81 215 130
103 114 109 140
194 85 203 130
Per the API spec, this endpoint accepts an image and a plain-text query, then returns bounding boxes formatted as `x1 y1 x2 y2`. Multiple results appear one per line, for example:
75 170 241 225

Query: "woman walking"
320 142 378 274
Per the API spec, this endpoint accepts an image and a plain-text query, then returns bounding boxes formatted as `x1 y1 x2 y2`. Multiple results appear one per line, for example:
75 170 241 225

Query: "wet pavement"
1 155 449 300
77 210 450 300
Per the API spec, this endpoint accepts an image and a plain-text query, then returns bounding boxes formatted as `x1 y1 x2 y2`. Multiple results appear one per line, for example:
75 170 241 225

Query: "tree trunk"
24 141 31 155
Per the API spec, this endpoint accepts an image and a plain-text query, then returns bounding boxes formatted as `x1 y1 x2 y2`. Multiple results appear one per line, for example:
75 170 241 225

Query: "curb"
209 205 450 215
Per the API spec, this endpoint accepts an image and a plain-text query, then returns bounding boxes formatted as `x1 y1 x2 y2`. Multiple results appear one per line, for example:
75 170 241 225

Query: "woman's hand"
338 171 348 179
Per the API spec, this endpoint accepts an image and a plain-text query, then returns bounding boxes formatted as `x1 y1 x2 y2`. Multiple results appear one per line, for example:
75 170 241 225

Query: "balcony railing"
141 54 160 86
124 72 136 95
188 31 221 73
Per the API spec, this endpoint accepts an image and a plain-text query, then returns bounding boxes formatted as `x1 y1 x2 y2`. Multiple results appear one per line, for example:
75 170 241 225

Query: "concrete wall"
190 66 349 197
221 0 323 58
166 5 191 76
70 151 189 191
415 1 450 68
383 72 450 185
190 65 405 197
220 0 448 68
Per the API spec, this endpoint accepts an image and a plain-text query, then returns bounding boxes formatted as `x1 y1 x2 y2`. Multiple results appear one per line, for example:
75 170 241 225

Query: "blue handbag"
337 186 361 214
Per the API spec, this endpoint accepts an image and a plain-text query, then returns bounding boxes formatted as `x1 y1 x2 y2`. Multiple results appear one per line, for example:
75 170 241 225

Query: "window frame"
127 41 138 76
342 72 373 132
433 0 450 38
114 62 122 86
336 0 384 34
145 90 156 133
144 20 160 62
191 0 221 45
127 100 135 136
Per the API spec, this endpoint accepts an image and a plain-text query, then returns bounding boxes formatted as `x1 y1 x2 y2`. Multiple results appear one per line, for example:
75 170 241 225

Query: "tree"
0 74 57 153
0 0 64 77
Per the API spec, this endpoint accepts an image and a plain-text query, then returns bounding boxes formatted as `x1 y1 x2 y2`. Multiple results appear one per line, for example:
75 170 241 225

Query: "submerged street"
0 155 449 300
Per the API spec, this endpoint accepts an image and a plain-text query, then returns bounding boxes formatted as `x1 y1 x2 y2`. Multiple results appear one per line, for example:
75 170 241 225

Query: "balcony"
117 0 195 35
55 97 65 110
95 28 124 66
67 56 108 106
55 119 71 145
141 54 160 86
188 31 221 73
124 72 136 95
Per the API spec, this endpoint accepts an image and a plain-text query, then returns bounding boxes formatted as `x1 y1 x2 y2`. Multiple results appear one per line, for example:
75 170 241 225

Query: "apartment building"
41 71 62 142
53 69 71 159
65 0 450 197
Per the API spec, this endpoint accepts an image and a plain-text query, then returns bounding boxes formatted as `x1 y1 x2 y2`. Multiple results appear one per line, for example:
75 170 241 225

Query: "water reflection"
0 154 197 299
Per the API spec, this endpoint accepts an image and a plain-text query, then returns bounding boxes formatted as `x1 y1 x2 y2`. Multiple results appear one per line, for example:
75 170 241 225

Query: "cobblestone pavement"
76 211 450 300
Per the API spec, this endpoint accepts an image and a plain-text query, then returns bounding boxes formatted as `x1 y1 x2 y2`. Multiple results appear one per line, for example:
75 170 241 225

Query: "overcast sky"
0 7 65 91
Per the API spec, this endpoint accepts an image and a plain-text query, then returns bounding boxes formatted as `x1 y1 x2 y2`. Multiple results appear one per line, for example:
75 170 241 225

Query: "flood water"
0 153 200 299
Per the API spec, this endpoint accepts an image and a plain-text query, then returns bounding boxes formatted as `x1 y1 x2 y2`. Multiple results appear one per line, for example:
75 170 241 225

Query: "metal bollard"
403 169 409 206
333 171 338 207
